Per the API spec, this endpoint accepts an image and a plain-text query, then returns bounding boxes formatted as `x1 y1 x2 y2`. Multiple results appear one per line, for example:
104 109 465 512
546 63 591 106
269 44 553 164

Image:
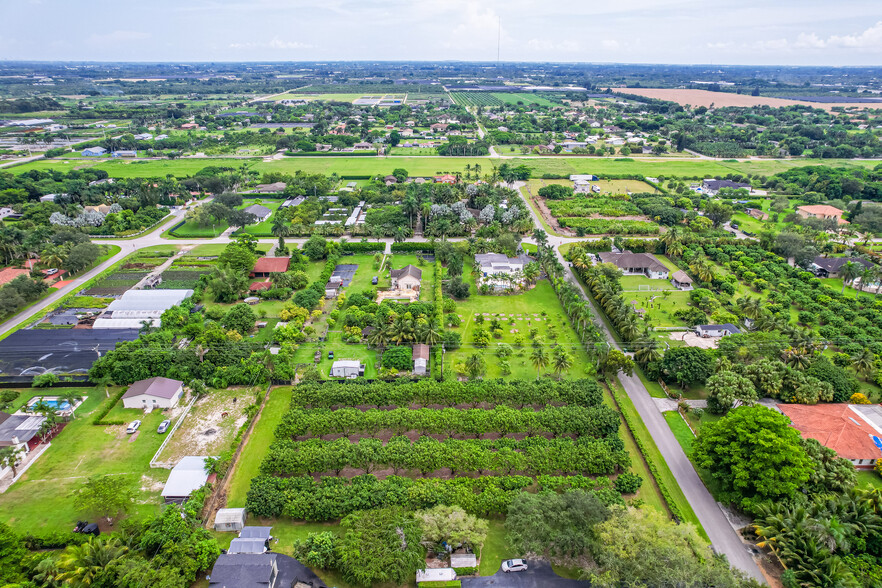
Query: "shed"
240 526 274 540
214 508 247 532
122 376 184 410
161 456 209 504
331 360 363 378
413 343 429 376
228 538 267 555
670 270 693 290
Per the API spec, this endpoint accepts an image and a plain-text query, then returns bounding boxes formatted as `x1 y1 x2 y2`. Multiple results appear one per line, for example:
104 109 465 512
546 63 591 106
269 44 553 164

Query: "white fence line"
149 395 197 469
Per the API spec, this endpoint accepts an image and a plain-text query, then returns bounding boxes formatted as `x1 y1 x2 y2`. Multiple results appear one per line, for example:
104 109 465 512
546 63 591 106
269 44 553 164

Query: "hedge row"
288 379 604 409
91 387 128 426
432 260 443 380
611 386 685 522
275 405 621 440
245 473 626 520
391 242 437 253
260 435 630 477
341 242 384 253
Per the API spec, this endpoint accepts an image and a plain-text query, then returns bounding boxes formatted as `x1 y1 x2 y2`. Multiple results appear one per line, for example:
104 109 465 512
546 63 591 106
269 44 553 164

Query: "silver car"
157 419 171 434
502 559 528 573
126 420 141 434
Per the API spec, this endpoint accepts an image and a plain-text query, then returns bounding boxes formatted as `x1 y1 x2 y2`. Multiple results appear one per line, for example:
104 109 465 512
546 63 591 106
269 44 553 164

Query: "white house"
390 265 422 290
122 377 184 409
695 324 741 338
81 147 107 157
331 360 363 378
413 344 429 376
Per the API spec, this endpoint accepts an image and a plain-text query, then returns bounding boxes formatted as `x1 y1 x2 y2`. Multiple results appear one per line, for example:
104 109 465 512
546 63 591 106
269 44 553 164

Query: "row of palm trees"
367 315 441 348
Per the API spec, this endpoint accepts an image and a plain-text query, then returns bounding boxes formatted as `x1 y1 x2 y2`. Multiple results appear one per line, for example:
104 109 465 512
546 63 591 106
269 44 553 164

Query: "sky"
3 0 882 65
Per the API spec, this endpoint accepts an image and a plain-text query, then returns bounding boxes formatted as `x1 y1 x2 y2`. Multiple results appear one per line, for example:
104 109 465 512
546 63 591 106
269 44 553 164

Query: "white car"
45 268 59 275
502 559 528 573
126 420 141 434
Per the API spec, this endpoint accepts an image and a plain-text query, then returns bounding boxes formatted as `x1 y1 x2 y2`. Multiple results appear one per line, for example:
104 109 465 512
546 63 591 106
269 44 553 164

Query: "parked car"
328 350 334 359
73 521 100 536
45 268 59 275
371 276 378 285
126 420 141 434
157 419 171 434
502 559 528 573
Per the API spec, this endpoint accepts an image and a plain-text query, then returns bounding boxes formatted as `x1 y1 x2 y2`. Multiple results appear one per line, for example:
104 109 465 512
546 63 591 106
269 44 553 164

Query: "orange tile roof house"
0 268 30 286
778 403 882 469
797 205 848 225
251 257 290 277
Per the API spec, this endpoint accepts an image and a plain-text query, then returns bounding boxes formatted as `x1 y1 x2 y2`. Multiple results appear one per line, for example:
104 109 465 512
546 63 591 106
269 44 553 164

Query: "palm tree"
0 446 24 478
59 390 82 419
782 346 812 370
737 297 762 320
530 346 549 380
552 347 574 379
58 537 128 586
840 261 861 294
522 262 540 286
634 335 662 366
660 226 680 254
851 348 876 380
417 322 441 345
367 327 389 350
464 353 486 380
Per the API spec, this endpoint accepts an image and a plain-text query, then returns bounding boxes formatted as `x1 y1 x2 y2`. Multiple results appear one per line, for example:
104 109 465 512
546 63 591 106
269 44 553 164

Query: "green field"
491 93 559 107
9 155 881 180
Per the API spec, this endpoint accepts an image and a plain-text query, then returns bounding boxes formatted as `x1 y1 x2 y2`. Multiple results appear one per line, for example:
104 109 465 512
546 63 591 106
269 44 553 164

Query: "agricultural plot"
451 92 504 107
82 270 150 296
491 93 559 107
244 379 641 524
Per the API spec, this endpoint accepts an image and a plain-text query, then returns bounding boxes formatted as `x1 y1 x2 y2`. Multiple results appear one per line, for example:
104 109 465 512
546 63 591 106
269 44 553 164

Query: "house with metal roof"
597 251 669 280
413 344 429 376
331 360 363 378
161 456 209 504
93 289 193 329
122 377 184 409
0 411 45 455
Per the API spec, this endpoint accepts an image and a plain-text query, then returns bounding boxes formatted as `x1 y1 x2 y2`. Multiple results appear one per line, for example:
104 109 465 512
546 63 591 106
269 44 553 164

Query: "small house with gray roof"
122 376 184 409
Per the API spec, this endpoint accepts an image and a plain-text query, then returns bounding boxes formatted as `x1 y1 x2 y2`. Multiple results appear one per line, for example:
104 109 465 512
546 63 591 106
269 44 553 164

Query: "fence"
149 395 198 468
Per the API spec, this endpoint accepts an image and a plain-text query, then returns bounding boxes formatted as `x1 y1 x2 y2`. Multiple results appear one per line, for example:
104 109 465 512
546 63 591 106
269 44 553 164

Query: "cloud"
87 30 150 44
601 39 620 51
229 38 314 50
749 21 882 52
526 39 580 52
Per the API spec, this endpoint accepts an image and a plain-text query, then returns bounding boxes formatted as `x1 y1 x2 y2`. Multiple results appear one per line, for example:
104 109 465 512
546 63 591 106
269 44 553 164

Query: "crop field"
491 93 559 107
451 92 504 107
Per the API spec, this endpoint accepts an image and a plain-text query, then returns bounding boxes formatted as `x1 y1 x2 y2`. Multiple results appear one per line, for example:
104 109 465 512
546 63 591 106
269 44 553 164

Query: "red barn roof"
252 257 290 274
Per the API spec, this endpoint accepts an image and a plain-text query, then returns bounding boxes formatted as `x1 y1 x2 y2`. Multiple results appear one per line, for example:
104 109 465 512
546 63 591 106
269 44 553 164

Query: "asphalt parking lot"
461 560 590 588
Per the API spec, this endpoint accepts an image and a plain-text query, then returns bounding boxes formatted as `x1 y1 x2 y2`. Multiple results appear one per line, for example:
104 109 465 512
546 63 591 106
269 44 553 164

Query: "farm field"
0 388 170 533
8 154 881 179
609 87 877 111
491 93 559 107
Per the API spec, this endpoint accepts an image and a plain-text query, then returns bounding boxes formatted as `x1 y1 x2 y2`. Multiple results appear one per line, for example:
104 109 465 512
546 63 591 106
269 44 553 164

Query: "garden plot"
154 387 256 466
82 270 151 296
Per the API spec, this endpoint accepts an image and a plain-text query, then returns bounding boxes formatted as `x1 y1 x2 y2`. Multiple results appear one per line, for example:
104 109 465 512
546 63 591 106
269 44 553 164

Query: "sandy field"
611 88 878 111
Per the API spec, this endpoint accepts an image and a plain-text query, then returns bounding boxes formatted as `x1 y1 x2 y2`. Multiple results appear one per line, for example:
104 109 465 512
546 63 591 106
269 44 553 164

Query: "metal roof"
161 456 209 498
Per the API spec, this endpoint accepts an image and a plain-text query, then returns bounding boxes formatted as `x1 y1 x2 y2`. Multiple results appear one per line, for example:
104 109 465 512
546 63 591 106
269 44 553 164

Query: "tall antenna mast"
497 17 501 66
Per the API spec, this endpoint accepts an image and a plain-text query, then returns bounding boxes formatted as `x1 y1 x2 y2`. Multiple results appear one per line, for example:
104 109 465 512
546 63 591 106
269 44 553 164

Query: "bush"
382 346 413 371
32 373 60 388
392 242 436 253
341 242 384 253
614 472 643 494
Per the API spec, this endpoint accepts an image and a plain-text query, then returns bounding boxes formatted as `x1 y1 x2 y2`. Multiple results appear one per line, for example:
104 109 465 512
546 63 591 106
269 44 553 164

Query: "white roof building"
93 289 192 329
162 456 209 504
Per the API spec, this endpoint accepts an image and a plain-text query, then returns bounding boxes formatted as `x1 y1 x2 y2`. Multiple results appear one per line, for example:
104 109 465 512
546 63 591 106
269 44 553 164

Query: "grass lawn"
226 386 292 507
819 278 878 302
857 470 882 491
619 275 677 291
0 388 170 533
232 200 284 237
478 520 512 576
444 276 593 380
663 411 695 455
620 290 692 328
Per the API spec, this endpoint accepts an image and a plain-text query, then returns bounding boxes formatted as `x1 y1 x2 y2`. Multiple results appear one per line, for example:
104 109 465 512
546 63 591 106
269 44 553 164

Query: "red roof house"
0 268 30 286
249 280 272 291
778 403 882 469
434 174 457 184
251 257 290 277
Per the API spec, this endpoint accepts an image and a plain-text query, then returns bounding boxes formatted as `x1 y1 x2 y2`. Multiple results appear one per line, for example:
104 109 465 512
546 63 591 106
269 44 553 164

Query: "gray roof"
332 360 361 369
240 526 273 540
123 377 183 400
812 256 873 273
106 289 193 312
697 324 741 334
243 204 271 218
703 179 750 190
597 251 667 273
161 456 209 498
209 554 276 588
215 508 247 524
390 264 422 280
0 411 44 446
228 538 267 555
475 253 531 266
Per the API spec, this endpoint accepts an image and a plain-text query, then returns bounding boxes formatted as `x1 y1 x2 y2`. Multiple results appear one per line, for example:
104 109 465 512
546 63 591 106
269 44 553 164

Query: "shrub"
614 472 643 494
382 346 413 371
32 373 60 388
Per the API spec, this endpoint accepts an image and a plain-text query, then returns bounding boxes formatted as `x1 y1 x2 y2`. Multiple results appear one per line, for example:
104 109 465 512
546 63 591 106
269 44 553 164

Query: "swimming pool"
27 397 71 411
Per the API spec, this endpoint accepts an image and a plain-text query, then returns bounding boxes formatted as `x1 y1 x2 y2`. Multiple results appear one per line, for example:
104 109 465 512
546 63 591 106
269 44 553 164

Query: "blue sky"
3 0 882 65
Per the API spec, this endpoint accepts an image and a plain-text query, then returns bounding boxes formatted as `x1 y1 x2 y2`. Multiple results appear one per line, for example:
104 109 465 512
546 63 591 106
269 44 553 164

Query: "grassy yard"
663 411 696 455
857 470 882 491
226 386 292 507
0 388 170 533
620 290 692 328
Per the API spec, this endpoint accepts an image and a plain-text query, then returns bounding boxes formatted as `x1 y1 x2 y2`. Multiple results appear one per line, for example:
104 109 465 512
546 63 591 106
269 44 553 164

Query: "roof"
249 281 272 291
106 289 193 312
240 526 273 540
812 256 873 272
252 257 290 274
0 411 45 446
332 360 361 369
228 538 267 555
671 270 693 283
215 508 247 524
703 179 750 190
162 456 209 498
475 253 532 266
0 268 30 286
413 343 430 361
798 204 844 217
390 264 422 280
243 204 271 217
209 554 276 588
778 403 882 461
253 182 286 193
596 251 667 273
123 377 184 400
697 324 741 333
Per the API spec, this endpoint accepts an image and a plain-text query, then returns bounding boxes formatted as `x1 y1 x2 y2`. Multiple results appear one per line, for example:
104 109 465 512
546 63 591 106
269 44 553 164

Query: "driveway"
461 560 589 588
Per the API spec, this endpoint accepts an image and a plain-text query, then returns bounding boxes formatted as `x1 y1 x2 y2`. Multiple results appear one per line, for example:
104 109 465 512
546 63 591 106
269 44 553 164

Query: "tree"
530 346 549 379
392 168 409 183
417 505 488 551
0 522 26 585
64 242 101 273
58 537 128 587
222 303 256 336
0 446 24 479
73 475 138 525
337 507 424 587
302 234 328 261
656 347 714 387
706 371 757 414
840 261 861 294
704 200 733 228
217 241 256 274
464 352 486 380
851 348 876 380
597 348 635 379
591 507 745 588
693 406 814 509
552 346 574 379
506 489 610 558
